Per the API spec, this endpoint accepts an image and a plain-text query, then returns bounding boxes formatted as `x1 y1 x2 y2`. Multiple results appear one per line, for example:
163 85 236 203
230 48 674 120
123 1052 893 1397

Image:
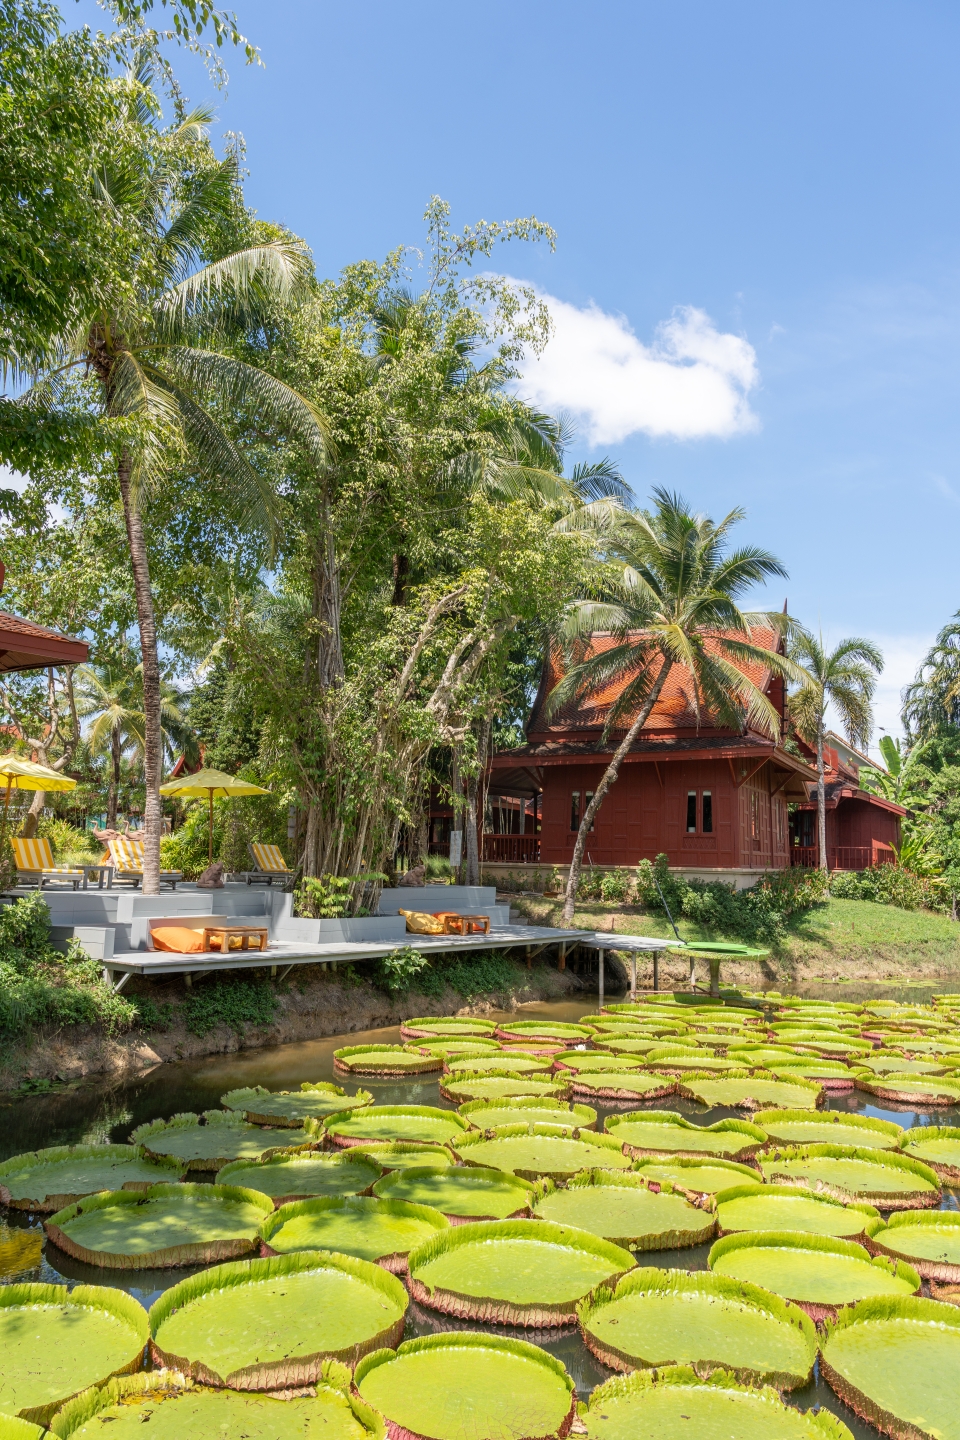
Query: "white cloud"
517 293 760 445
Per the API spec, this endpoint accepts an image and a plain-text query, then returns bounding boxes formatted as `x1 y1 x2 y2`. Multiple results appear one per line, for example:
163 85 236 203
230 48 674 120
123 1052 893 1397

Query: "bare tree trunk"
817 720 828 873
118 450 161 894
561 662 672 926
464 772 480 885
107 727 121 829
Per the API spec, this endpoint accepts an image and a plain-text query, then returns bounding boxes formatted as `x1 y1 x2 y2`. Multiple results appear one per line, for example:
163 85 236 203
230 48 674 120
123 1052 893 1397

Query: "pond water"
1 993 957 1439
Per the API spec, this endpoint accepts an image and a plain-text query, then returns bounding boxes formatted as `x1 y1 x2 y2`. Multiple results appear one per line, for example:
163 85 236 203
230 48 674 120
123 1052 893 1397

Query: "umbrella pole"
208 791 213 865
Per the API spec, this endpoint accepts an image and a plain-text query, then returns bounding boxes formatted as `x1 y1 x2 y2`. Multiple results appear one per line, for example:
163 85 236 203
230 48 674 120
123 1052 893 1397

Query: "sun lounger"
11 836 87 890
107 835 181 889
240 842 294 886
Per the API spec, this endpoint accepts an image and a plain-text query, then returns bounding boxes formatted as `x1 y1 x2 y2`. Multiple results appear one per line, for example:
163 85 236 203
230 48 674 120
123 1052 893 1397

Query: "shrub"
828 864 948 911
181 977 278 1037
38 816 97 863
632 853 828 945
373 945 430 994
376 948 518 1000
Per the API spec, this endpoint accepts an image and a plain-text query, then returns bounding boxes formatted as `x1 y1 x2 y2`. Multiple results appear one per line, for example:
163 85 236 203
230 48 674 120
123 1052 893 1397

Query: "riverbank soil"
0 954 589 1092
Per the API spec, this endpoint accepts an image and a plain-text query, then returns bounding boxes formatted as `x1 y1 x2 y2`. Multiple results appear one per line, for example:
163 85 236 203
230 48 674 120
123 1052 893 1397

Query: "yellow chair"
107 835 181 889
12 836 85 890
244 842 293 886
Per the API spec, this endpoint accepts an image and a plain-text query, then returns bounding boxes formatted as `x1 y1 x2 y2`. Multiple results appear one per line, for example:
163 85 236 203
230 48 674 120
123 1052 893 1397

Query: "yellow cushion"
399 909 444 935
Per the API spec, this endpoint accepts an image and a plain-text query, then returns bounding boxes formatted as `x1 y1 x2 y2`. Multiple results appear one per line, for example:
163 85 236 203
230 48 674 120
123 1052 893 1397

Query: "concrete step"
509 908 531 926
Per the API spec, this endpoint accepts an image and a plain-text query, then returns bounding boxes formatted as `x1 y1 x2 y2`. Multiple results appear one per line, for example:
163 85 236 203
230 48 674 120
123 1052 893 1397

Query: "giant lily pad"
533 1170 715 1250
604 1110 766 1160
727 1045 817 1066
412 1039 501 1060
345 1143 455 1172
767 1061 855 1090
44 1183 273 1269
0 1283 148 1426
131 1112 310 1170
48 1371 382 1440
322 1105 469 1149
354 1333 574 1440
552 1050 642 1072
453 1123 633 1180
820 1295 960 1440
439 1072 570 1103
444 1053 551 1076
678 1070 824 1111
715 1184 879 1240
458 1097 598 1131
645 1049 741 1074
580 1365 852 1440
565 1070 676 1101
899 1125 960 1182
149 1251 408 1384
494 1019 593 1043
406 1217 634 1325
864 1211 960 1282
220 1083 372 1126
854 1052 949 1076
577 1267 818 1388
217 1151 381 1205
631 1156 761 1197
708 1232 921 1321
752 1108 902 1151
260 1195 449 1272
332 1045 440 1076
0 1144 185 1211
593 1037 664 1056
761 1145 941 1210
855 1072 960 1105
400 1017 497 1039
0 1417 42 1440
373 1164 534 1221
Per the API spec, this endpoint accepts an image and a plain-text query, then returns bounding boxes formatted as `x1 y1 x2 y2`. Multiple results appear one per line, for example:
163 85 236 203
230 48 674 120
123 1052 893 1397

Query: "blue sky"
75 1 960 747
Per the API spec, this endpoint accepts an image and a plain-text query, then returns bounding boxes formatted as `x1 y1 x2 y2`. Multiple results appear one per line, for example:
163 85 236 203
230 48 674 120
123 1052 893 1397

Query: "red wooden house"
484 630 902 880
788 732 905 870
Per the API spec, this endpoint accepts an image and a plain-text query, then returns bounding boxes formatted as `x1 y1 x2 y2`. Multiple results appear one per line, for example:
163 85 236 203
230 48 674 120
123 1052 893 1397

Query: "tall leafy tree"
902 613 960 742
788 632 883 871
550 489 795 926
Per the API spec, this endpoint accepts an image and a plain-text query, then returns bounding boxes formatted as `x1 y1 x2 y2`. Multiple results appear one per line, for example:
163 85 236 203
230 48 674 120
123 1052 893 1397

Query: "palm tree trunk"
561 661 672 926
107 726 120 829
117 450 162 895
817 720 828 873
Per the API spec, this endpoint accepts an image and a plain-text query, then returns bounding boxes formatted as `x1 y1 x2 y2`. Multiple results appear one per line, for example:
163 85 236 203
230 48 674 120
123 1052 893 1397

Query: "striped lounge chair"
243 842 293 886
107 835 181 889
12 837 85 890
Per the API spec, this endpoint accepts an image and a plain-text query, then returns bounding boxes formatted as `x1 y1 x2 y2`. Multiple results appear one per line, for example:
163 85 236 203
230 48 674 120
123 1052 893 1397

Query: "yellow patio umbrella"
0 755 77 852
158 767 271 864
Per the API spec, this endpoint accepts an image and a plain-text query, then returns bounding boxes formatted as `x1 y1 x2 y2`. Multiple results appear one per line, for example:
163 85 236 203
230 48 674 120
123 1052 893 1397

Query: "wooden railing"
791 845 896 871
482 834 540 863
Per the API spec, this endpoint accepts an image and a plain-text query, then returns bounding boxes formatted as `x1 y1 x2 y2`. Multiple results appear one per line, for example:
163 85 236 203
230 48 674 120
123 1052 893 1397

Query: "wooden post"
185 972 192 989
710 956 721 998
526 945 532 970
630 954 637 1001
598 948 604 1011
653 950 660 992
558 944 566 971
689 954 696 989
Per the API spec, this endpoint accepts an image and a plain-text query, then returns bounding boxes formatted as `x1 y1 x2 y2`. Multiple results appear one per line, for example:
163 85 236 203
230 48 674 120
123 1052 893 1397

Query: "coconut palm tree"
25 65 328 891
551 489 796 926
902 613 960 741
788 632 883 872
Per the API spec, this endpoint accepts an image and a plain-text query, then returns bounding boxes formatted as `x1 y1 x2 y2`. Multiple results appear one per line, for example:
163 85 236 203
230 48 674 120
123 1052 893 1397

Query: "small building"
788 731 904 870
483 632 901 881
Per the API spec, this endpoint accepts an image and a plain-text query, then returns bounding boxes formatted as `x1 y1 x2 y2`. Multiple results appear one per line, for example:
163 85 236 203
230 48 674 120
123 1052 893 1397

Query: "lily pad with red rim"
0 1144 185 1212
216 1150 381 1205
603 1110 767 1160
760 1145 941 1210
452 1122 633 1181
260 1194 449 1272
532 1170 715 1250
321 1106 469 1149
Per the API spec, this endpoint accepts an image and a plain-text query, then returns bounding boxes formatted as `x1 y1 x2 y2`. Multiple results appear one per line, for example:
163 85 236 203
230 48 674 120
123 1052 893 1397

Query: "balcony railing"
790 845 896 871
482 834 540 863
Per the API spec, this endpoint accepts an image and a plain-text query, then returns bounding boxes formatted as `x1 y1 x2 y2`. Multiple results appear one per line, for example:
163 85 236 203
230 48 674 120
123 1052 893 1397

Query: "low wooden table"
201 925 269 953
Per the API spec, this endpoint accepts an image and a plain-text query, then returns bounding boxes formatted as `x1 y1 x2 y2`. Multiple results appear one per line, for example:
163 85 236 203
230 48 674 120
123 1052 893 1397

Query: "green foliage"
295 872 383 918
161 769 289 878
827 865 949 912
130 994 174 1031
374 948 519 1000
37 816 97 862
373 945 430 994
631 853 829 944
180 977 278 1036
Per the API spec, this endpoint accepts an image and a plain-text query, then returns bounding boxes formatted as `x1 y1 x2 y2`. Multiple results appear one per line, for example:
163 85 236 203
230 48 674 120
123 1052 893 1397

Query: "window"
585 791 595 832
702 791 713 833
751 790 761 844
570 792 580 832
686 792 697 833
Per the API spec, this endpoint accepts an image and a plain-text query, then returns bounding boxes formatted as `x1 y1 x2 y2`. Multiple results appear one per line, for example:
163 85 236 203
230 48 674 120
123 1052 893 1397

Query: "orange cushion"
151 926 208 954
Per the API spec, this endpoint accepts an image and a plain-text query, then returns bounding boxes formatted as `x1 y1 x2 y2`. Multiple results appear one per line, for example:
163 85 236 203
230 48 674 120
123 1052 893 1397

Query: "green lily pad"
0 1283 148 1426
752 1109 902 1150
900 1125 960 1181
855 1072 960 1105
854 1052 948 1076
217 1151 381 1203
220 1083 373 1125
373 1164 534 1220
552 1050 642 1072
593 1037 663 1056
458 1097 598 1131
400 1017 498 1038
678 1070 824 1110
761 1145 941 1209
131 1112 310 1170
354 1333 574 1440
444 1053 551 1075
406 1217 634 1324
413 1039 501 1059
494 1020 593 1042
767 1061 855 1087
566 1070 676 1101
0 1144 185 1211
453 1123 633 1180
0 1417 43 1440
709 1232 921 1319
715 1184 879 1239
820 1295 960 1440
865 1211 960 1282
533 1170 715 1250
646 1049 741 1073
577 1268 818 1389
604 1110 766 1159
323 1105 469 1148
333 1045 440 1075
44 1183 273 1269
727 1045 820 1066
260 1195 449 1270
581 1365 852 1440
439 1072 570 1103
631 1156 760 1196
48 1371 382 1440
150 1250 408 1384
345 1143 455 1172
